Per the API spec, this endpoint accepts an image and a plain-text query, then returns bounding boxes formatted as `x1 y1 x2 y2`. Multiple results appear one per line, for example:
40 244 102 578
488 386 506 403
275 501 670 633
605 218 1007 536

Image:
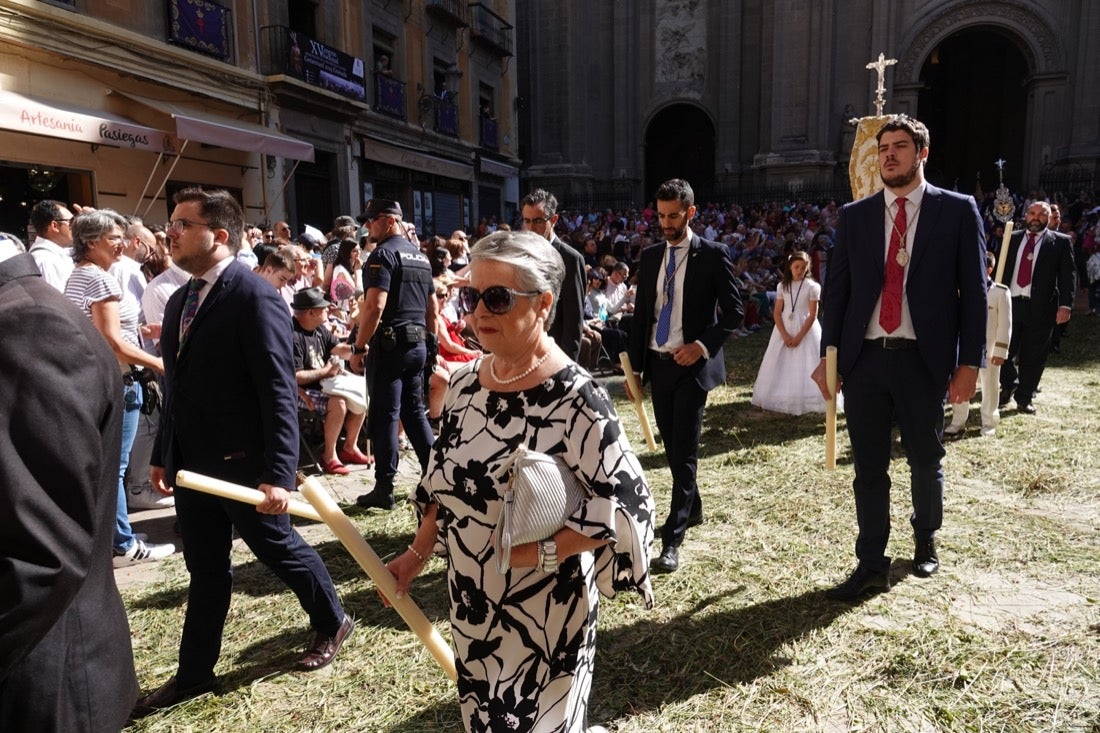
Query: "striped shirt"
64 264 142 349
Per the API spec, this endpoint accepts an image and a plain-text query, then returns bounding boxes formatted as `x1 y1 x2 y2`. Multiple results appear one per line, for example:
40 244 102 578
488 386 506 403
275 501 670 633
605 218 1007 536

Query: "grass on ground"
124 309 1100 732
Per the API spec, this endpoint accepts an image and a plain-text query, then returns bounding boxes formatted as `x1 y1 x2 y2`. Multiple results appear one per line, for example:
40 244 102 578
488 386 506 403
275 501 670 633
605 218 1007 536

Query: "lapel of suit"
176 262 234 361
999 231 1024 287
643 242 665 319
868 192 888 281
682 232 701 301
907 185 939 275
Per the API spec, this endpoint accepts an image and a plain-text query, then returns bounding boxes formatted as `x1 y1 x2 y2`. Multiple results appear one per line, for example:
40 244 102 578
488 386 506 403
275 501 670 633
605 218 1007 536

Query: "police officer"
349 200 437 509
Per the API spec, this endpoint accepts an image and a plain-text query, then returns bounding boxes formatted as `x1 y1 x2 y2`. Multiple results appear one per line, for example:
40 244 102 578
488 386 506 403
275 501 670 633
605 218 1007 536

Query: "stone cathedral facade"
515 0 1099 207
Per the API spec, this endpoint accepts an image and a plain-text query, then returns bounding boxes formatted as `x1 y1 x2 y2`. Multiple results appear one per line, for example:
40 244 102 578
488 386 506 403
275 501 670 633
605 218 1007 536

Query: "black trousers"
1000 296 1054 406
365 340 434 493
647 352 708 549
842 341 946 573
174 486 344 686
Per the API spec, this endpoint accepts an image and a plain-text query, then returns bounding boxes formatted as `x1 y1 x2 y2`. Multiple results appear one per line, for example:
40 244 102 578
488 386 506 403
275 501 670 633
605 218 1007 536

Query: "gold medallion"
896 249 910 266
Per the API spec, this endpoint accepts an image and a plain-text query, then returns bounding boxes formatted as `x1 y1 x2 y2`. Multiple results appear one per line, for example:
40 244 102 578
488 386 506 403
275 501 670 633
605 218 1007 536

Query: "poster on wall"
413 191 423 232
281 28 365 102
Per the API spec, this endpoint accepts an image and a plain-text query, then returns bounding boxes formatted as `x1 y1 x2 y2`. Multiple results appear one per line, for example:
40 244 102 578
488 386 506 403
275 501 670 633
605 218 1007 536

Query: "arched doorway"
644 104 715 198
917 29 1028 194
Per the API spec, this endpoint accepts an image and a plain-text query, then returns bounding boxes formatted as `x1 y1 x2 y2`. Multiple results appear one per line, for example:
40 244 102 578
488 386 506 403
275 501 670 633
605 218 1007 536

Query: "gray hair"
469 230 565 326
71 208 128 263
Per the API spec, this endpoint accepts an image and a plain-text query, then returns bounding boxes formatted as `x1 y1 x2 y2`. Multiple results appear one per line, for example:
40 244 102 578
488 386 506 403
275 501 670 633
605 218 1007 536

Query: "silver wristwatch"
538 539 559 573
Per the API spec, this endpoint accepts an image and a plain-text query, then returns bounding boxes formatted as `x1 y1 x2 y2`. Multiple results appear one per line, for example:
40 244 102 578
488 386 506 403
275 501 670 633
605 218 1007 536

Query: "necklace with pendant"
489 351 551 385
889 202 913 267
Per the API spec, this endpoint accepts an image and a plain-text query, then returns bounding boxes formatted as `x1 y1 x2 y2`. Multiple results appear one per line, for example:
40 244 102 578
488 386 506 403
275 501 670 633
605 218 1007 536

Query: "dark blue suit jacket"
154 259 299 489
821 184 987 387
628 232 743 390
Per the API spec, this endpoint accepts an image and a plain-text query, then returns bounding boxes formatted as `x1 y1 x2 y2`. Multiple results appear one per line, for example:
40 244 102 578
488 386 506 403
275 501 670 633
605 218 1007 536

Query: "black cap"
291 286 332 311
359 199 402 223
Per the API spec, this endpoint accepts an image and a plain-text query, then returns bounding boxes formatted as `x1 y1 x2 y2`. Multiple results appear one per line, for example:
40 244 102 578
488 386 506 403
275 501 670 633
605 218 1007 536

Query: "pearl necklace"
489 351 550 385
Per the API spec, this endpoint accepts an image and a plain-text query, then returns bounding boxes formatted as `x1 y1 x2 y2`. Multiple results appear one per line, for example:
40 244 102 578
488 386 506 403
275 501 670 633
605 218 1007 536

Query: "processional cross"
866 52 898 116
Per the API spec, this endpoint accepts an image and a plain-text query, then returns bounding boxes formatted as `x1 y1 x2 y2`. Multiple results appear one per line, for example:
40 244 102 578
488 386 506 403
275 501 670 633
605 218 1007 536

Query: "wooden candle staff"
174 470 458 682
825 346 838 470
618 352 658 451
993 221 1013 284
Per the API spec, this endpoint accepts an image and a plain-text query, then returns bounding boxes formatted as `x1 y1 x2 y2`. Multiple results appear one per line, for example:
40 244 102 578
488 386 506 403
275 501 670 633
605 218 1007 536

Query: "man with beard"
996 200 1075 413
811 115 987 600
626 178 742 573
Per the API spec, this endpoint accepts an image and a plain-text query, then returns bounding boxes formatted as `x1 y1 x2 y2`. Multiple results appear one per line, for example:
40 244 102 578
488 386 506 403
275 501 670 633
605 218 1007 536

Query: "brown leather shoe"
297 614 354 671
130 675 216 719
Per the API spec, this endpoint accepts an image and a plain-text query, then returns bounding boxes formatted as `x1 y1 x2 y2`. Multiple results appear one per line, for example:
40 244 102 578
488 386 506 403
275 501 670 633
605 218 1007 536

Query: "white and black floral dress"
414 359 654 733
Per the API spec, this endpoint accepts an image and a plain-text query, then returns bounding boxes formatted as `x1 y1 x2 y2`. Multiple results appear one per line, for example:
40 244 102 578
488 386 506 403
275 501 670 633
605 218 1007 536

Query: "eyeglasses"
458 285 541 315
522 216 551 227
53 218 73 226
167 218 212 233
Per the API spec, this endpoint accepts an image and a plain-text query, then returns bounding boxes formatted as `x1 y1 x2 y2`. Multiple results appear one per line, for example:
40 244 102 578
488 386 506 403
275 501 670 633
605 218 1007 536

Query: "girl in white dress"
751 250 829 415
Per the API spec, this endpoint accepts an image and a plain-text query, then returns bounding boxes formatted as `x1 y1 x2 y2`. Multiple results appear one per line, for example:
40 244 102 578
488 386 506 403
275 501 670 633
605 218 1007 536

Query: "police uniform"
359 227 435 502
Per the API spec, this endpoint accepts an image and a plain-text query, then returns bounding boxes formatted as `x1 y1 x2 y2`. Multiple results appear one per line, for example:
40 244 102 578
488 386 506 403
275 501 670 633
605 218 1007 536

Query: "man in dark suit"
0 246 139 731
996 200 1076 414
627 178 743 573
136 188 352 716
812 115 988 600
520 188 586 360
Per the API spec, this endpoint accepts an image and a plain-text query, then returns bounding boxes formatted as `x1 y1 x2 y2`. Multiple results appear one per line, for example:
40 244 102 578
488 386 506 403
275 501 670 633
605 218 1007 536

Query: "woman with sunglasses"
64 209 175 566
384 230 654 733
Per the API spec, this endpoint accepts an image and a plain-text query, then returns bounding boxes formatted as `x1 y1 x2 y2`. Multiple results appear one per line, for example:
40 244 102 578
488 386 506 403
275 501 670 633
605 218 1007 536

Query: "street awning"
0 88 173 153
113 90 314 162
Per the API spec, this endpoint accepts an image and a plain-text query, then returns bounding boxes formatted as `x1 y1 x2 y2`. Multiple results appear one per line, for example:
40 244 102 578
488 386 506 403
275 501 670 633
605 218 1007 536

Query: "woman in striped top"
64 209 174 566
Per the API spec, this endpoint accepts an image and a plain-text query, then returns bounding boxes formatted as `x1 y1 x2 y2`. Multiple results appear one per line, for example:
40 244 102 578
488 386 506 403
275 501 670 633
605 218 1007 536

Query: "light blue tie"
655 247 677 346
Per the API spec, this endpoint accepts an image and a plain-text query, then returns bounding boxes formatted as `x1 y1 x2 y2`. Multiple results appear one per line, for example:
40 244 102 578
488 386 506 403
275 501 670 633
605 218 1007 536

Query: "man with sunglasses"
28 199 75 291
627 178 743 574
520 189 586 360
350 199 437 511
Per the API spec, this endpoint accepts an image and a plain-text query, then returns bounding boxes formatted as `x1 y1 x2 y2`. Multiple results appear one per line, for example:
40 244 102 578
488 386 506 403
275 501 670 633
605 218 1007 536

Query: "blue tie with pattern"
655 247 677 346
181 278 204 338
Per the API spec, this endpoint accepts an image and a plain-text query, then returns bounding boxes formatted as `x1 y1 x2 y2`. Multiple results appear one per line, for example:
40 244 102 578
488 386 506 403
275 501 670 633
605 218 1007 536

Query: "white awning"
113 91 314 162
0 89 173 153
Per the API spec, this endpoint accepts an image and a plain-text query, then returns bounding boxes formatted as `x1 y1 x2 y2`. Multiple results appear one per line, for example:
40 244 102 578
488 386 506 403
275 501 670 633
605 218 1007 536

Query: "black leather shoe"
687 508 704 528
652 546 679 573
998 388 1014 408
824 565 890 601
356 490 396 510
297 614 354 671
130 675 216 719
1017 402 1036 414
913 536 940 578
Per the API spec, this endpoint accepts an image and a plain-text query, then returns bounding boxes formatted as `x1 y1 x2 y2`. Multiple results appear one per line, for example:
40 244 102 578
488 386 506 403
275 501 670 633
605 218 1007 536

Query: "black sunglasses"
458 285 541 315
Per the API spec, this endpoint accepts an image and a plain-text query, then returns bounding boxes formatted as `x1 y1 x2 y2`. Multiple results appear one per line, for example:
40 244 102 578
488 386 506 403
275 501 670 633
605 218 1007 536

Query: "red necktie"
879 197 907 333
1016 233 1037 288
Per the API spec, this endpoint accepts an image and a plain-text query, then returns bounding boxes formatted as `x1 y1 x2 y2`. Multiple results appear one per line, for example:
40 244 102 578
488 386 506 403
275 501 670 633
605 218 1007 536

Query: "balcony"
468 3 513 57
480 115 498 151
426 0 469 26
375 72 407 120
259 25 366 102
415 91 459 137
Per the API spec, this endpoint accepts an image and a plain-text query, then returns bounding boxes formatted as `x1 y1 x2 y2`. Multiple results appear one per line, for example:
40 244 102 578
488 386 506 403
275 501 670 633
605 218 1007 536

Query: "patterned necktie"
1016 233 1037 288
879 197 907 333
181 278 205 338
655 246 677 346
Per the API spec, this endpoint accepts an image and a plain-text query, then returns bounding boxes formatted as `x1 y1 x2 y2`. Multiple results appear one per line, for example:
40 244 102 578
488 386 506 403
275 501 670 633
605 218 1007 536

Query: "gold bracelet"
407 544 427 564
